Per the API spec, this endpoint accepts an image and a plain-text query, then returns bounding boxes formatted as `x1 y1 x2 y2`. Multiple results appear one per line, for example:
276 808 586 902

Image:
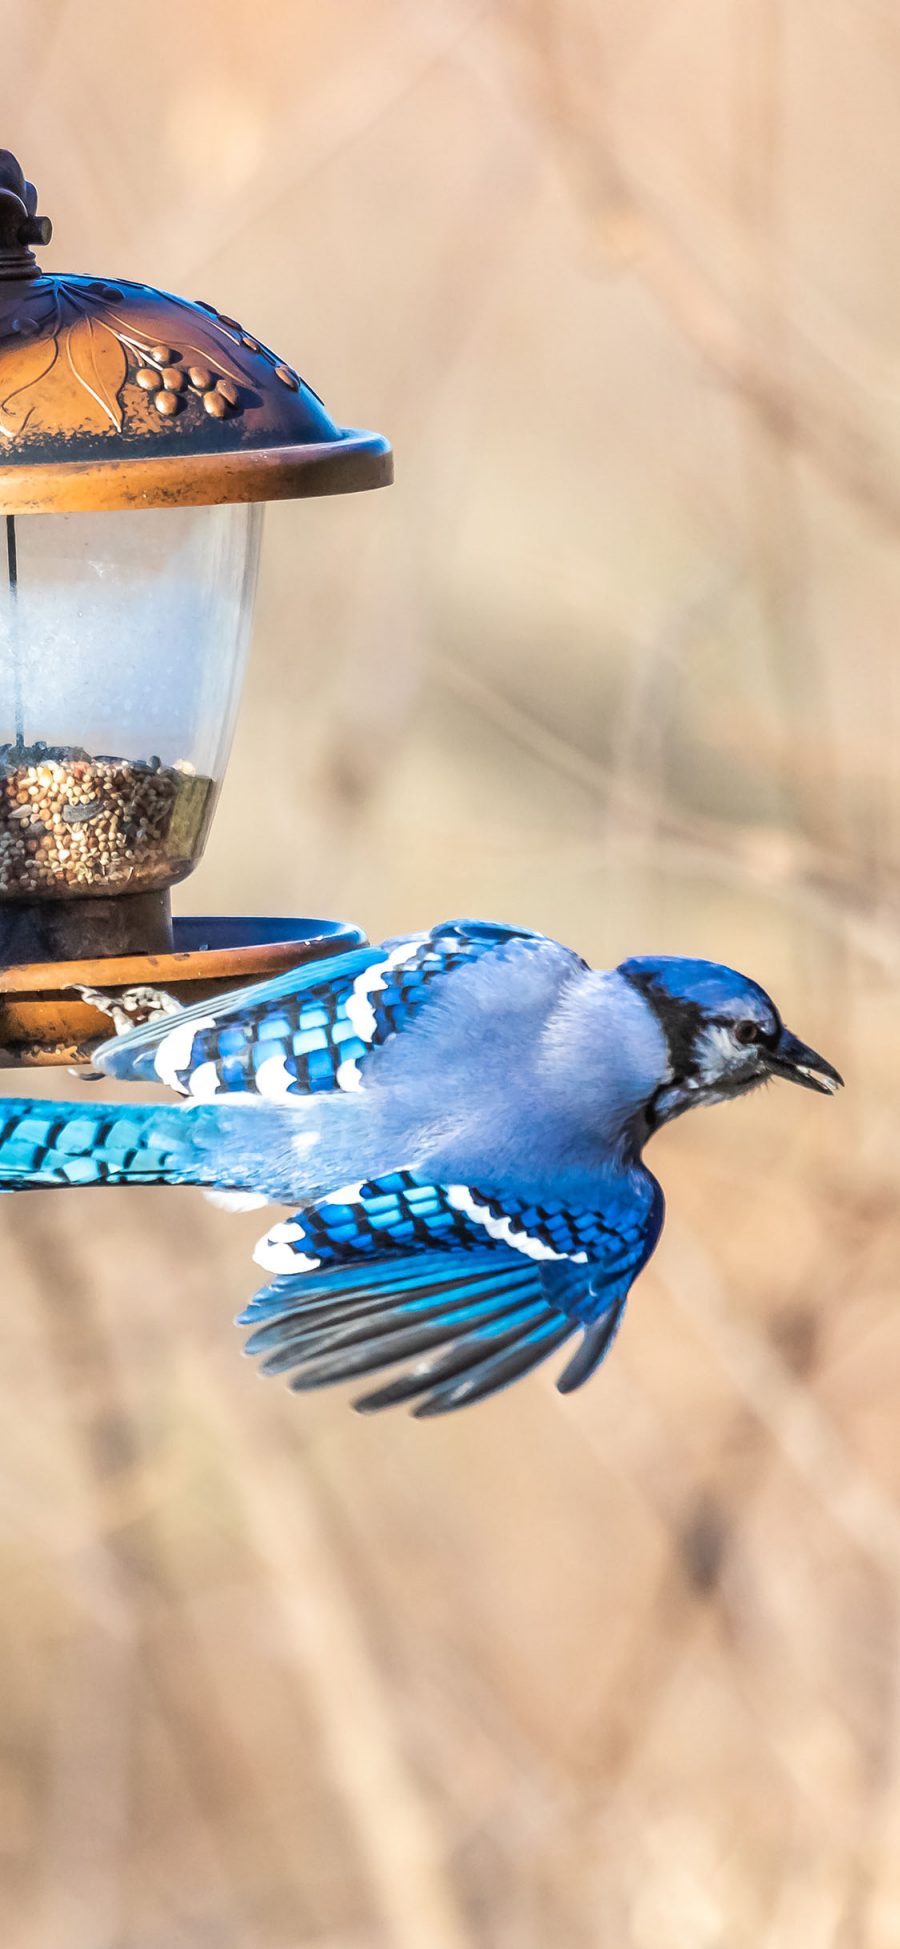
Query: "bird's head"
618 955 843 1133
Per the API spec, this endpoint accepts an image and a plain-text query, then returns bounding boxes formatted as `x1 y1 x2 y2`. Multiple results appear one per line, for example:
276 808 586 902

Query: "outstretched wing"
239 1166 663 1416
95 918 562 1100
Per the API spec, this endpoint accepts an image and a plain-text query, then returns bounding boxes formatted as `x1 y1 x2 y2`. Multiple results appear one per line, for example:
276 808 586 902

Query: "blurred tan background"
0 2 899 1943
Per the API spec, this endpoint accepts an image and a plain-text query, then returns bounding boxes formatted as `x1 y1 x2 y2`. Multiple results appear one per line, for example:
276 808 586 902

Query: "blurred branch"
731 1 842 856
38 1614 132 1949
497 4 900 545
454 1299 890 1915
431 646 900 978
179 1353 472 1949
660 1216 900 1584
18 1200 294 1947
187 0 493 285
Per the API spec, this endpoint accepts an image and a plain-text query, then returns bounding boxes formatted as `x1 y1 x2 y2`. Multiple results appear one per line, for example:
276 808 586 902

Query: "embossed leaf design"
66 313 127 431
0 334 58 438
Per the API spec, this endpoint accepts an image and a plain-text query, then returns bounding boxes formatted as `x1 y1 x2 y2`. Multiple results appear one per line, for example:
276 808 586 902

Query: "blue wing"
239 1166 663 1415
95 918 560 1100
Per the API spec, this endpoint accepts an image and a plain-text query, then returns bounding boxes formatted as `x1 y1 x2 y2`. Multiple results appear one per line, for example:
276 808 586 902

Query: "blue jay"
0 919 841 1416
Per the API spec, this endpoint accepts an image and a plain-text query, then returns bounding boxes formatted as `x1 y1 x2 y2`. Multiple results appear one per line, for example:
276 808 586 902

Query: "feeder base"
0 914 366 1066
0 888 174 968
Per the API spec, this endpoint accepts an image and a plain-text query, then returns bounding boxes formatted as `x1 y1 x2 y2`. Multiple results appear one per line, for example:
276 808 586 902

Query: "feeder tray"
0 149 390 1061
0 916 366 1067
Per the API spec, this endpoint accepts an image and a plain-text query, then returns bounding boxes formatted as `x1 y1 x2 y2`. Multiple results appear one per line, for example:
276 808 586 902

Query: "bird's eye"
733 1019 761 1047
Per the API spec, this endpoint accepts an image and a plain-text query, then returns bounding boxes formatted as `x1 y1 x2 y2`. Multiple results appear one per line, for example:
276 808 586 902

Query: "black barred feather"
555 1303 627 1392
411 1318 576 1417
354 1318 572 1414
286 1300 557 1394
244 1275 539 1363
248 1288 541 1376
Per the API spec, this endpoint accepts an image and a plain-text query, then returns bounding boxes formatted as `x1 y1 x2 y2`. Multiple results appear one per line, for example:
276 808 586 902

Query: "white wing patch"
154 1015 217 1093
446 1185 588 1264
188 1060 222 1101
255 1051 297 1099
335 1059 362 1092
253 1216 320 1276
345 975 379 1044
339 938 422 1089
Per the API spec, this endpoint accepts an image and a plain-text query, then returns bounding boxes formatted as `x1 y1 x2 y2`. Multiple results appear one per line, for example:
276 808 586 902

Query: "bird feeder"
0 150 390 1063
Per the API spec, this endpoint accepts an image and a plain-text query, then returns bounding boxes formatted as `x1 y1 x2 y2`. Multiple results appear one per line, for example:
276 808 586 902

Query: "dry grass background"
0 2 898 1943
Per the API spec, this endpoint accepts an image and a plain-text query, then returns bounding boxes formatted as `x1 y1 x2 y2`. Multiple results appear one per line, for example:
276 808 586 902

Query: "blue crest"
618 955 780 1030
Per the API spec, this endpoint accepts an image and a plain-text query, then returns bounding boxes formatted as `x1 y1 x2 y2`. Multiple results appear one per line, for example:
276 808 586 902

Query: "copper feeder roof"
0 149 392 514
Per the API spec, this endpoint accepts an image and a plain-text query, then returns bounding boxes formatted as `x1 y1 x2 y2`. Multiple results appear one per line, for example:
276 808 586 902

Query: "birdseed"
0 743 214 896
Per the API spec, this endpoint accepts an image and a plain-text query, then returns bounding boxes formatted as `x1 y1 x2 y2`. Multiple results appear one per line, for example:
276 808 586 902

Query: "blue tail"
0 1098 207 1190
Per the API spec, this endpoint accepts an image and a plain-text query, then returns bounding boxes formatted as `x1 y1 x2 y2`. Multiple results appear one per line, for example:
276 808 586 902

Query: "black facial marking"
622 966 705 1078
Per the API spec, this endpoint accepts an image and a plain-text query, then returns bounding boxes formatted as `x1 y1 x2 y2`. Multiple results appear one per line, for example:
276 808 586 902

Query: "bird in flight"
0 919 842 1416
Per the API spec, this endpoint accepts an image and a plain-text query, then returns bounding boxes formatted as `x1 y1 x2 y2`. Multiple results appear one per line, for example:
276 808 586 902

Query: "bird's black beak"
769 1027 843 1097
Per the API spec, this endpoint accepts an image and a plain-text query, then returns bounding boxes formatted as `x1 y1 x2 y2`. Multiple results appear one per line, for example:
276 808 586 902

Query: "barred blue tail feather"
0 1098 203 1189
0 1093 385 1207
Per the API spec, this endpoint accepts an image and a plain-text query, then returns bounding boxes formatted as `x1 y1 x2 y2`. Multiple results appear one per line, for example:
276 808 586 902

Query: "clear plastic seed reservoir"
0 502 261 900
0 145 390 999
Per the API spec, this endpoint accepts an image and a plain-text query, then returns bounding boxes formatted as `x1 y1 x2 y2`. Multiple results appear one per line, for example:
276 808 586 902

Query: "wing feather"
237 1165 663 1415
95 919 555 1100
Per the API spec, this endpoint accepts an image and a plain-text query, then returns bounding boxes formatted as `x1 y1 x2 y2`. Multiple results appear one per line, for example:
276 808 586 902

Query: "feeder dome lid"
0 149 392 515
